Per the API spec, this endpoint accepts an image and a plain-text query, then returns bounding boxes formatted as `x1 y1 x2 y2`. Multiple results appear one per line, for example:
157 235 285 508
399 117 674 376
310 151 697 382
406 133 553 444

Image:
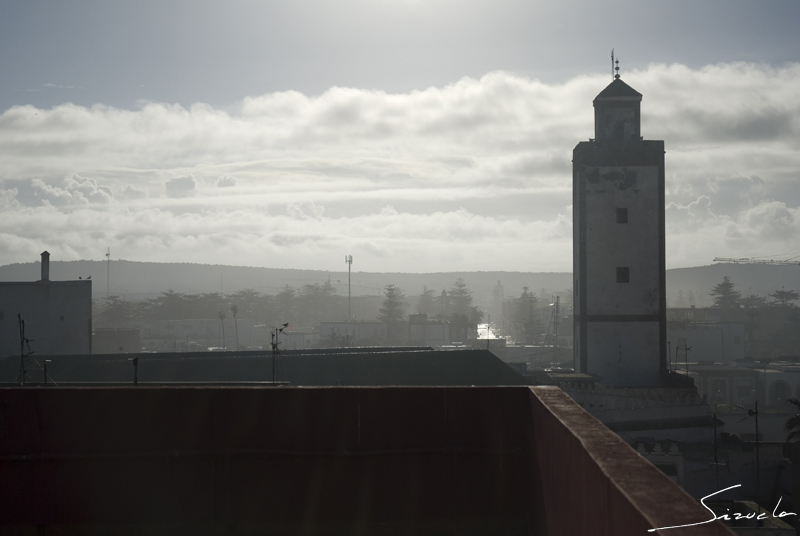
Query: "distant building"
319 321 387 345
667 322 745 365
408 313 450 346
573 74 667 387
0 251 92 358
279 329 315 350
92 328 141 354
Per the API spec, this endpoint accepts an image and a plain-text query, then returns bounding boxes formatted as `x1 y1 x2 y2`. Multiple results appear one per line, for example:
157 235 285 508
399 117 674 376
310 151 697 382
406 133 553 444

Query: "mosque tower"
572 62 667 387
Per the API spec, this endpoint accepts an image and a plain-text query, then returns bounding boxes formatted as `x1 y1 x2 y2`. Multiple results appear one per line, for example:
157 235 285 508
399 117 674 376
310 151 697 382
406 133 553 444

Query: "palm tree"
785 398 800 442
218 310 226 349
231 304 239 350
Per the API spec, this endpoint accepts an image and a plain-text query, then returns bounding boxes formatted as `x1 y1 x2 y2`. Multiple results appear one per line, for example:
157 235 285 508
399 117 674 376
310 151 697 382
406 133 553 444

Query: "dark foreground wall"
0 386 733 536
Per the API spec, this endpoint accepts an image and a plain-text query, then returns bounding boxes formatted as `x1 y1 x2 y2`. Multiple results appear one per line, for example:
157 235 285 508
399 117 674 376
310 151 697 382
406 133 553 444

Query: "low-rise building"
0 252 91 359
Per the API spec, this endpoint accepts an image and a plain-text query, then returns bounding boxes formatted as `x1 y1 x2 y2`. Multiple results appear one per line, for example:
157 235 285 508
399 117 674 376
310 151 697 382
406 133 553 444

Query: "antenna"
345 255 353 320
611 49 615 80
105 247 110 298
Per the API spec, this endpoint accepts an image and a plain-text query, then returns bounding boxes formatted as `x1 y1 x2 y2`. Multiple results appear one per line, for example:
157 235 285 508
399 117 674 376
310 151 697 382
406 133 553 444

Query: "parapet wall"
0 386 733 535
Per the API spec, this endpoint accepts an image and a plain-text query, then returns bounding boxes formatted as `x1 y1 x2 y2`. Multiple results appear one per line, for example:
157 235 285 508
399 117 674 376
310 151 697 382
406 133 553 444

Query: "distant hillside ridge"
0 260 571 305
1 260 796 307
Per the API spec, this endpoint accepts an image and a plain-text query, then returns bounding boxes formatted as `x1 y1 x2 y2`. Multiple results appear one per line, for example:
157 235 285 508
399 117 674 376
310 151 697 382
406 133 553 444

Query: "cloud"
216 175 237 188
286 201 324 220
119 184 148 200
165 175 197 198
0 188 20 210
22 175 114 207
0 62 798 272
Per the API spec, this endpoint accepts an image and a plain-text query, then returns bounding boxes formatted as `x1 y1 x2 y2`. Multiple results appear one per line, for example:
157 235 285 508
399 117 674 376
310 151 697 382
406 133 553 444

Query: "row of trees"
97 278 488 341
97 281 342 327
710 276 800 309
376 278 484 340
708 276 800 358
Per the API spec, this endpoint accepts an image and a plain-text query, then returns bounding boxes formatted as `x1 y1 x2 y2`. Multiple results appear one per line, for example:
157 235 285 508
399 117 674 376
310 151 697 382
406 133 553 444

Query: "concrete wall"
409 322 450 346
0 386 734 535
0 280 92 358
586 321 661 386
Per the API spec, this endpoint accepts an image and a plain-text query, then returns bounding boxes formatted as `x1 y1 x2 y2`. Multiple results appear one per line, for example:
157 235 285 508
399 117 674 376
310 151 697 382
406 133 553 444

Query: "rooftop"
594 77 643 101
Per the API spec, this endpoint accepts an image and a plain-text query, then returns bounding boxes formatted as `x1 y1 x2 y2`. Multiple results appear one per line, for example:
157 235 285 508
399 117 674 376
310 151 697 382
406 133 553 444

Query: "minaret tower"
572 59 667 387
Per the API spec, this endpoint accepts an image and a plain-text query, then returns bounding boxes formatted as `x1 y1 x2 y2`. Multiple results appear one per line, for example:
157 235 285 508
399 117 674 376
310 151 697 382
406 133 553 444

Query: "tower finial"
615 56 620 79
611 49 615 81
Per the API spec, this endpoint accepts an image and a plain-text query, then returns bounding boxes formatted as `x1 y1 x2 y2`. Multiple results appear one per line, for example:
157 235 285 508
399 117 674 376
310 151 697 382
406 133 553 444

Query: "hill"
1 259 796 307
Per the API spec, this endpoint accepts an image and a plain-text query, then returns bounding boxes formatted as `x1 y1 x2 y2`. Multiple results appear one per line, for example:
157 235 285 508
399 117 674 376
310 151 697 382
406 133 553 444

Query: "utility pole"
18 314 26 386
713 409 719 490
737 403 761 507
105 247 110 298
218 311 226 349
271 323 289 383
231 304 239 351
345 255 353 320
685 345 692 376
554 296 559 365
755 400 761 507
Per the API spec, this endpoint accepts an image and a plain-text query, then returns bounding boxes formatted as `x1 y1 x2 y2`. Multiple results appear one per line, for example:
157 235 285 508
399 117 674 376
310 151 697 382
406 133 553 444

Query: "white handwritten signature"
648 484 796 532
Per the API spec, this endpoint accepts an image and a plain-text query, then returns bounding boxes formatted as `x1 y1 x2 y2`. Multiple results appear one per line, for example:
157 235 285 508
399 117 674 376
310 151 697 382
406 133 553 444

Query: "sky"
0 0 799 273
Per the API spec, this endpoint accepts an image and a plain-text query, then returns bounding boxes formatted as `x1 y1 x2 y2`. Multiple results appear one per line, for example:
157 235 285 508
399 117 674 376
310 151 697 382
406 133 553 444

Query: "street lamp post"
271 323 289 383
737 402 760 507
345 255 353 320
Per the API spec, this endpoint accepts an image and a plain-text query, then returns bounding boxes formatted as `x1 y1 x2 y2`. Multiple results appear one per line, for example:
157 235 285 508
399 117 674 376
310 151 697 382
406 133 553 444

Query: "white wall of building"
0 280 92 356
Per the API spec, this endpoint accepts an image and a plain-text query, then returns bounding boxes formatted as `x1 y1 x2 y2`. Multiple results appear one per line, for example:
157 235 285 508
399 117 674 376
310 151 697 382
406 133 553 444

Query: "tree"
416 286 436 315
196 292 228 319
218 310 227 349
769 289 800 307
231 304 239 350
378 284 407 324
447 279 483 341
229 288 263 319
149 289 190 320
449 278 473 315
274 285 296 325
742 294 768 309
742 294 766 347
709 276 742 309
513 287 539 344
98 295 136 323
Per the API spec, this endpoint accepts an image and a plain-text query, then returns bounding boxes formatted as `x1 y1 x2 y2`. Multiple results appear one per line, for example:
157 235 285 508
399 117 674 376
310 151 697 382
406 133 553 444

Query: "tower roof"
593 78 642 102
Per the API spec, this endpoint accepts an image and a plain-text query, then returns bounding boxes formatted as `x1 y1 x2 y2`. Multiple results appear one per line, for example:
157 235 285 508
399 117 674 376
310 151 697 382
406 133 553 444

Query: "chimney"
41 251 50 282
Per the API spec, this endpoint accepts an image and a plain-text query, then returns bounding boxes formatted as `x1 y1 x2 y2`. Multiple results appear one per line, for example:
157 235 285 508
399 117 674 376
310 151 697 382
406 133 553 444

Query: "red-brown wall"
0 386 733 535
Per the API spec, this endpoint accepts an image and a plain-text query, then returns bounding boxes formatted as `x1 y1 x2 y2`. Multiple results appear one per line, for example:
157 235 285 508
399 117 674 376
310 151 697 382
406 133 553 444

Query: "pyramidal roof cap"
594 78 642 102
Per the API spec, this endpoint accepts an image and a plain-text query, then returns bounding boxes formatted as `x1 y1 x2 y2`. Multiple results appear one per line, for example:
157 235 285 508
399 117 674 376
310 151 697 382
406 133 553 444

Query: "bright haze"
1 0 798 273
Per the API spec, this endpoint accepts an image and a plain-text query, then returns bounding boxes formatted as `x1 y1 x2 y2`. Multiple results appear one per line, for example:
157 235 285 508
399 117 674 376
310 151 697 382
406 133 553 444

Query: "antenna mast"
611 49 615 80
345 255 353 320
105 247 110 298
